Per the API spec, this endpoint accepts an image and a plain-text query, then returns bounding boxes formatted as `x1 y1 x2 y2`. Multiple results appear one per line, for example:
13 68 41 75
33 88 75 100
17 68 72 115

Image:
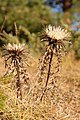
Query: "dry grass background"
0 51 80 120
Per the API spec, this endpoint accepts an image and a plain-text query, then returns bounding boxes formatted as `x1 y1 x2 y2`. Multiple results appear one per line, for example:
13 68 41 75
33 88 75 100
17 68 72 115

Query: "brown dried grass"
0 52 80 120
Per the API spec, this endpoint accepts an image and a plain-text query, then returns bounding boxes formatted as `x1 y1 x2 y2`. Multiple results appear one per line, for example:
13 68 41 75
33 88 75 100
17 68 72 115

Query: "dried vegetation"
0 26 80 120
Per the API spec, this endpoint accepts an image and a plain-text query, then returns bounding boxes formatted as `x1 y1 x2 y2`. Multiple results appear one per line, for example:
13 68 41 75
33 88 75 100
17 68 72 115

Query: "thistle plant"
3 43 29 100
39 25 71 100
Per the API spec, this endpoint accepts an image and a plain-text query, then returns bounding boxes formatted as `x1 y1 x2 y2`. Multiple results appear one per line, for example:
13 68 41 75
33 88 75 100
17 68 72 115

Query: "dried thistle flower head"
4 43 25 55
3 43 27 66
44 25 71 41
3 43 29 78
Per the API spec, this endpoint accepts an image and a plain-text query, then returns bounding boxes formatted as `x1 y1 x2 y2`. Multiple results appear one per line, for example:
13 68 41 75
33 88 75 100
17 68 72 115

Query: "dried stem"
40 48 53 101
15 59 22 100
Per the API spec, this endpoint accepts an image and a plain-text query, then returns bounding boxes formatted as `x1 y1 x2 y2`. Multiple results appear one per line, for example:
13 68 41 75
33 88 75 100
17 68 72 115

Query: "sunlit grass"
0 74 13 84
0 90 7 110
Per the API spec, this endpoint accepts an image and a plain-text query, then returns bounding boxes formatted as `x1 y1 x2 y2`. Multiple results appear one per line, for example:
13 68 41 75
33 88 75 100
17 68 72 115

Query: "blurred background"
0 0 80 58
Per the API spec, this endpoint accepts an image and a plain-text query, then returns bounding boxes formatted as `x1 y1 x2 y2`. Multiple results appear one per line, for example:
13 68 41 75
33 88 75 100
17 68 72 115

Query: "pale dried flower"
44 25 71 41
5 43 25 54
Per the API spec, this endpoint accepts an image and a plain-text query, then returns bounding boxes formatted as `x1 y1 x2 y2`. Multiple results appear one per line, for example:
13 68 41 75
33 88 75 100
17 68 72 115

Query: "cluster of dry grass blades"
0 25 80 120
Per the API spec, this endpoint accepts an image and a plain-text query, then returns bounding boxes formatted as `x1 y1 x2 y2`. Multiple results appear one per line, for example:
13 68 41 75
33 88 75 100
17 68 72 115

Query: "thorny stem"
40 48 53 101
15 59 22 100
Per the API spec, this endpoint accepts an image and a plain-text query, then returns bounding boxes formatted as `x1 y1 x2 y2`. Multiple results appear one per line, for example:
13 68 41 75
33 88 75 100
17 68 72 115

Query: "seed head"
44 25 71 41
4 43 26 57
5 43 25 52
3 43 27 71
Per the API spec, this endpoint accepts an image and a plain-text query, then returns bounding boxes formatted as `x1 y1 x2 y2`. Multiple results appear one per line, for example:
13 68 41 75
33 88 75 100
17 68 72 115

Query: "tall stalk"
39 25 71 100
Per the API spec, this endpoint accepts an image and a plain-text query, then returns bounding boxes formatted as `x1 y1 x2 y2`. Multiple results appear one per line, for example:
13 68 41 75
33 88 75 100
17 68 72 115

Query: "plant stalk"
40 49 53 101
16 59 22 100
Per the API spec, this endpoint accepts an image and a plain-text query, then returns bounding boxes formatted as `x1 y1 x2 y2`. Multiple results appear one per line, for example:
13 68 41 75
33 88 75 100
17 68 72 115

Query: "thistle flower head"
5 43 25 52
44 25 71 41
3 43 27 70
4 43 25 56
